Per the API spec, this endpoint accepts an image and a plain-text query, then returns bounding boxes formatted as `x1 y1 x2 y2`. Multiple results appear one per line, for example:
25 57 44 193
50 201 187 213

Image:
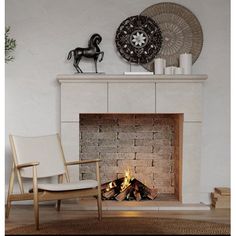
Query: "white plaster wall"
5 0 230 204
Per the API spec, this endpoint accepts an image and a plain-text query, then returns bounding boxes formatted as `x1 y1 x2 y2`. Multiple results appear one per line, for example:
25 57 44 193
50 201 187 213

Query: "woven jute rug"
6 217 230 235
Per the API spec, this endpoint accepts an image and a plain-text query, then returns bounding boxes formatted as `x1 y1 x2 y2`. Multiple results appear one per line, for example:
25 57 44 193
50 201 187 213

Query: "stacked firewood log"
101 177 158 201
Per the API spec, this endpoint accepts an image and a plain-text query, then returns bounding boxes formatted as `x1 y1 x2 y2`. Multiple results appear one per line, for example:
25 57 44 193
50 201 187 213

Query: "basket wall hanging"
140 2 203 71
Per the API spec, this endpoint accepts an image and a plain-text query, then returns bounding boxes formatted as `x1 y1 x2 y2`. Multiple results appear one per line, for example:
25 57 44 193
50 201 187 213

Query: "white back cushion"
12 134 66 178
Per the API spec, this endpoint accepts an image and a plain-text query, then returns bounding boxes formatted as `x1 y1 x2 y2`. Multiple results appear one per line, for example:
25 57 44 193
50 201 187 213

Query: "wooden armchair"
6 134 102 230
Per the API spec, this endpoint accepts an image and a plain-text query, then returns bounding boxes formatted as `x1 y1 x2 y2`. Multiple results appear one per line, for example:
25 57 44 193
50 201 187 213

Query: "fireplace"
58 73 207 203
79 113 183 201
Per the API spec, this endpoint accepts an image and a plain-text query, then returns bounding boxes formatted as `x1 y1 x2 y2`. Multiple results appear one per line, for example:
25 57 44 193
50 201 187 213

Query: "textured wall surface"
80 114 179 194
5 0 230 203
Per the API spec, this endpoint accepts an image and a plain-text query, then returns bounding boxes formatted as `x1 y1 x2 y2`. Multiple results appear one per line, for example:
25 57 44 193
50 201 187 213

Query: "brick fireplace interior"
79 113 183 201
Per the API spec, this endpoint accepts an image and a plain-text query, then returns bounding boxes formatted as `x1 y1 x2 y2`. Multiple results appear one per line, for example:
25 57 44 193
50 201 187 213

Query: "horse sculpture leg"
94 58 98 73
74 57 83 73
99 52 104 62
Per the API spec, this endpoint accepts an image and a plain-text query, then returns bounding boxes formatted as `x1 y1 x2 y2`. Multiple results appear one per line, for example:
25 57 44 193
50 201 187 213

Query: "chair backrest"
9 134 67 178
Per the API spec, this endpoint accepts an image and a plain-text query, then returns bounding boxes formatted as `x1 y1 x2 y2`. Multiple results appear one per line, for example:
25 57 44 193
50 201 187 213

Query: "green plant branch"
5 26 16 63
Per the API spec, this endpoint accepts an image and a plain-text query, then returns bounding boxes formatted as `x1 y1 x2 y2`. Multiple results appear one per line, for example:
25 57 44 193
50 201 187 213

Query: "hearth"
79 113 183 201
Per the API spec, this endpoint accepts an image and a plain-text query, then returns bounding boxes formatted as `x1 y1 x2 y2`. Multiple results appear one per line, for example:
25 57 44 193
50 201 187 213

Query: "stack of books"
211 187 230 209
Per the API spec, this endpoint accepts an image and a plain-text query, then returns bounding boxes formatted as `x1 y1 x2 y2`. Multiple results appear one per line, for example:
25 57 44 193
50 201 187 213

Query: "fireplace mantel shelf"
57 74 208 83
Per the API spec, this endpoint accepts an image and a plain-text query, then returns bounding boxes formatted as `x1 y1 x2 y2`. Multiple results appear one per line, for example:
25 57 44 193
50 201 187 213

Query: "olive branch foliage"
5 27 16 63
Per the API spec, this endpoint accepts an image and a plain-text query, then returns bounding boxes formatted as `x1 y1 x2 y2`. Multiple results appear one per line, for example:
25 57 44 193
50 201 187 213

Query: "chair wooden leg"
33 198 39 230
56 200 61 211
5 199 11 219
96 161 102 220
33 166 39 230
6 163 15 218
97 191 102 221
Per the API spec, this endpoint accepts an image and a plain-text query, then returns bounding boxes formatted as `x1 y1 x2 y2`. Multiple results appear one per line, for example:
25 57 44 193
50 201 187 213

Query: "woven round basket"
141 2 203 71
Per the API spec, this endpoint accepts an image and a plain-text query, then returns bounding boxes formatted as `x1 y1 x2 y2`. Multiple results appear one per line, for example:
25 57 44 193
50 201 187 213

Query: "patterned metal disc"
141 2 203 71
115 15 163 64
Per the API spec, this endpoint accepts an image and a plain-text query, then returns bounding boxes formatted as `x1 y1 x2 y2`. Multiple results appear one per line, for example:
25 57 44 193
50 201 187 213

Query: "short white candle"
174 67 184 75
154 58 166 75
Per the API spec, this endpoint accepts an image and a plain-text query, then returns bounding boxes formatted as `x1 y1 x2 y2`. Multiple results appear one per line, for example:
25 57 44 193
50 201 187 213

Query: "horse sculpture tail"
67 50 74 60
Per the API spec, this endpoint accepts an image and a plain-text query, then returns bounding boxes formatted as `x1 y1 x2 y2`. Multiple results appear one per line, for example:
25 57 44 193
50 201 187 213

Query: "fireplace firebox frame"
58 74 207 204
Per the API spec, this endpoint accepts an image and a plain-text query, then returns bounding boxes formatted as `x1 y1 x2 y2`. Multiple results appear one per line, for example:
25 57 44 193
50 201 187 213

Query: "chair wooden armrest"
66 159 101 166
17 162 40 169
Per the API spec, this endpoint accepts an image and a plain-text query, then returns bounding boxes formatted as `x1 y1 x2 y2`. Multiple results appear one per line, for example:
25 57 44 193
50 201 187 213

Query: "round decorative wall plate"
115 15 162 64
141 2 203 71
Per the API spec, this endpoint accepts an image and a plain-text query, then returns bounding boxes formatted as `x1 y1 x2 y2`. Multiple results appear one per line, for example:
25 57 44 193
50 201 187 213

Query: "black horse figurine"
67 33 104 73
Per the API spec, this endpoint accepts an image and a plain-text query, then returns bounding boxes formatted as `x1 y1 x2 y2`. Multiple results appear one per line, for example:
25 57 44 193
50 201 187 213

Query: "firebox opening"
79 113 183 202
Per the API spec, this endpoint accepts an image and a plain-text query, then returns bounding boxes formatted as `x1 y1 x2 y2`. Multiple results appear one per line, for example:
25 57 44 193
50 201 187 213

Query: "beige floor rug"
6 217 230 235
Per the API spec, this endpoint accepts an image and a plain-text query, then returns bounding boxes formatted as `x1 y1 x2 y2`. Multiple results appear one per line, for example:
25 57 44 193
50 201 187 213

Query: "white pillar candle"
179 53 192 74
154 58 166 75
165 66 175 75
174 67 184 75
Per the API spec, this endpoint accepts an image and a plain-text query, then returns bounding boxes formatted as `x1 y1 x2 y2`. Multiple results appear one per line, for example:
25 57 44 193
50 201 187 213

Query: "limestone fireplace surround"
57 74 208 204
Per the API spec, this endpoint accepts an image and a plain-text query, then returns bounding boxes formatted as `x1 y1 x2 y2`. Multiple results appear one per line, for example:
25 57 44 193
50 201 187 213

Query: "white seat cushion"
37 180 98 191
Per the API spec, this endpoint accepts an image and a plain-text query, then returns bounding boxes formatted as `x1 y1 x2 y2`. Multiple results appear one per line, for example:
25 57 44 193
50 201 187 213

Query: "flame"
106 181 116 191
120 169 131 191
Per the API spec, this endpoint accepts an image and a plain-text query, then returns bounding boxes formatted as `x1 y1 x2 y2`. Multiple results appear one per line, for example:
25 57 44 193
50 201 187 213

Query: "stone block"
117 139 135 147
80 139 99 146
117 115 135 124
98 146 117 153
153 128 173 139
135 166 156 174
135 139 156 146
136 153 158 159
81 146 99 153
101 166 120 173
99 119 117 125
135 117 154 125
117 153 135 160
98 139 117 147
80 165 96 172
118 132 153 140
101 159 117 167
153 146 174 154
80 125 99 132
117 125 136 132
117 145 152 153
97 132 117 139
135 125 155 132
101 153 135 160
117 159 152 168
100 153 119 160
153 178 172 187
153 159 174 167
82 172 96 180
99 124 119 132
132 173 154 187
101 174 118 184
81 132 99 141
157 186 175 194
80 114 101 120
80 153 100 160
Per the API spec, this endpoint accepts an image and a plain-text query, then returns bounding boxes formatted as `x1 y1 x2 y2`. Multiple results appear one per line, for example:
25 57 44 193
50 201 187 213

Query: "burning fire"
106 181 116 192
120 169 132 192
104 169 134 193
102 168 158 201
